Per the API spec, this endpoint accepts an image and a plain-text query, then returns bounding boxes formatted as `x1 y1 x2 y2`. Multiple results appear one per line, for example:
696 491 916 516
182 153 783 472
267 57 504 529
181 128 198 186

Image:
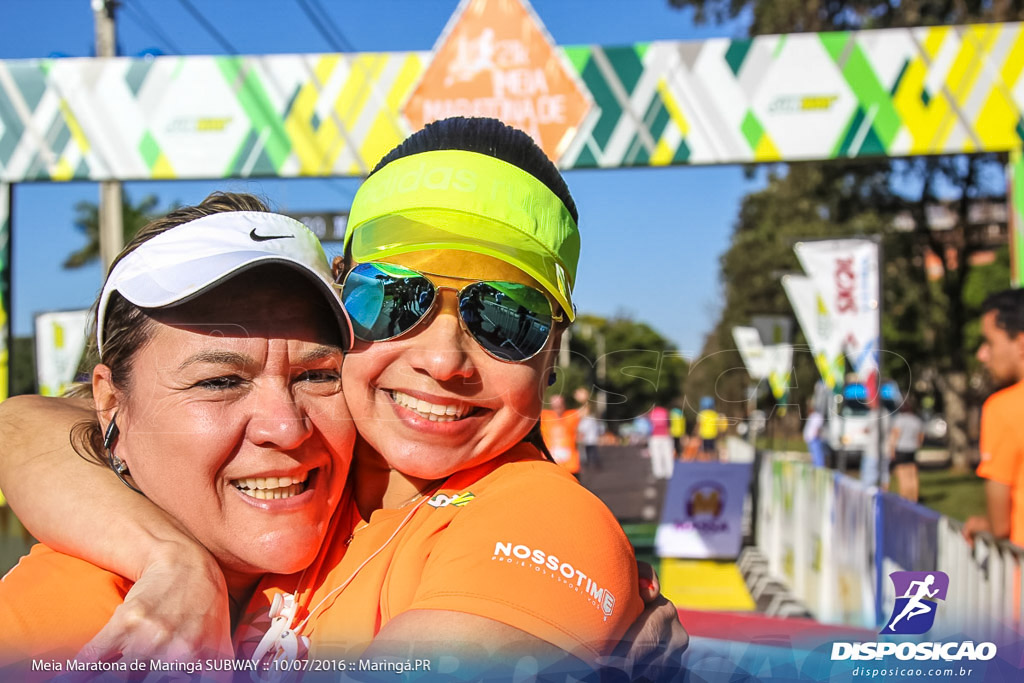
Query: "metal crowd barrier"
754 452 1024 635
936 517 1023 641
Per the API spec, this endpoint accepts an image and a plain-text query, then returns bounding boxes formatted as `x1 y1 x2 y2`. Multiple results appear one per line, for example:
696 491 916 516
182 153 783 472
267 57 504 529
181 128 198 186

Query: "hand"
961 515 991 547
603 562 688 680
76 549 232 667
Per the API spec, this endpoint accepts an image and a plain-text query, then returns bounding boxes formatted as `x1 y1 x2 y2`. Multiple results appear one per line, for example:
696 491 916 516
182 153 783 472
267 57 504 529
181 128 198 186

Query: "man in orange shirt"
964 288 1024 547
541 394 583 476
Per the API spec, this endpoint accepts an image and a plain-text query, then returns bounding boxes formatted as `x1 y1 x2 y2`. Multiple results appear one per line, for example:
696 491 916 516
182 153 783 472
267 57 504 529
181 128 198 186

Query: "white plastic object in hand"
250 593 310 673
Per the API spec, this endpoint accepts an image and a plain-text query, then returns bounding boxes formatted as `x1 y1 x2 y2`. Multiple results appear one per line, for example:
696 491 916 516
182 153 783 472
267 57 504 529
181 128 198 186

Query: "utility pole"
92 0 123 272
595 330 607 420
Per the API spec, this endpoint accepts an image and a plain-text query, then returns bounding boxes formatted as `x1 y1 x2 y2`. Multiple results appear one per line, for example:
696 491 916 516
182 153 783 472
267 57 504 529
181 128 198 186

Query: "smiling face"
341 250 562 480
94 270 353 584
977 310 1024 388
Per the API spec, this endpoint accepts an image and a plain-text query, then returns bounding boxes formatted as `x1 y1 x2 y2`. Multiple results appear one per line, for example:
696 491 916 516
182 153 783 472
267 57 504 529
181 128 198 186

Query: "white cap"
96 211 353 355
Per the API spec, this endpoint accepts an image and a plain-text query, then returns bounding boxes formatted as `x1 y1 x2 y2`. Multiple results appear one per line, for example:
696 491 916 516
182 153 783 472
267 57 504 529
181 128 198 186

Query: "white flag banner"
794 239 879 380
782 274 844 389
732 326 770 380
763 344 794 404
35 309 90 397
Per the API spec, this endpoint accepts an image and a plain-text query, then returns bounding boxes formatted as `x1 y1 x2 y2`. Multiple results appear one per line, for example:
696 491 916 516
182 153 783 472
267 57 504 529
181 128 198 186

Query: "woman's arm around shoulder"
0 394 231 662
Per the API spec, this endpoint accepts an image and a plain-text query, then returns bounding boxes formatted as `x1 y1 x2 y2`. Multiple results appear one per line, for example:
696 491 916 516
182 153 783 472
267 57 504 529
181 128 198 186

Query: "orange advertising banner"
404 0 591 162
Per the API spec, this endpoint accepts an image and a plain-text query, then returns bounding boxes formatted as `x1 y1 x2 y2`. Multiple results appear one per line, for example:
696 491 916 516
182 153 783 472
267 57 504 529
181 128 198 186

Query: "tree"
668 0 1022 469
10 336 35 396
668 0 1024 32
63 192 162 269
554 314 689 428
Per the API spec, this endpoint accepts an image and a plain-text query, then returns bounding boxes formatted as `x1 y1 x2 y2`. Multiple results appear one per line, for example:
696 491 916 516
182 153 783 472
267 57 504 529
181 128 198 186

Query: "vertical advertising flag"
34 310 90 397
764 343 794 415
782 274 845 389
734 327 792 413
732 326 769 379
794 239 880 384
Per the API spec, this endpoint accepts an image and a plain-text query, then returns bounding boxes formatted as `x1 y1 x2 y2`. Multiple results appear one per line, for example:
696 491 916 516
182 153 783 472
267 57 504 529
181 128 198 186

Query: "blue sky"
2 0 760 356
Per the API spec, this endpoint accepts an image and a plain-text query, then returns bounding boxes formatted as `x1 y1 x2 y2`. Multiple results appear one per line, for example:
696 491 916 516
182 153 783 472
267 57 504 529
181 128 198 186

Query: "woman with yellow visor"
0 118 684 678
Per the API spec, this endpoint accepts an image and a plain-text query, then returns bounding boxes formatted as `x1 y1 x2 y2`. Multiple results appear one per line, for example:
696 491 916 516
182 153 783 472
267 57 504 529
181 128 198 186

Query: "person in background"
648 405 674 480
669 405 686 458
575 388 602 470
540 394 583 478
803 397 827 468
696 396 720 461
888 396 924 502
716 410 730 458
633 412 653 446
963 288 1024 546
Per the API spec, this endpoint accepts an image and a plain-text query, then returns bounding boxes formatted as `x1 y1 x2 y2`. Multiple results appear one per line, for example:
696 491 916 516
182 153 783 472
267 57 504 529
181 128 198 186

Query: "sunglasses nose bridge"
430 284 463 317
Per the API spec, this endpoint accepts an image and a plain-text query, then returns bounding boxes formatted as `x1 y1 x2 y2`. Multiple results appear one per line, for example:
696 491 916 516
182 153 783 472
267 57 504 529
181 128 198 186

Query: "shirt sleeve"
406 468 643 662
0 545 130 666
977 395 1021 487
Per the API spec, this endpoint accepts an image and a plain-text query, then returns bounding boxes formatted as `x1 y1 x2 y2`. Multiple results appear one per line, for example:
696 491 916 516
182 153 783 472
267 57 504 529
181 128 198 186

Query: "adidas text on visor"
344 150 579 320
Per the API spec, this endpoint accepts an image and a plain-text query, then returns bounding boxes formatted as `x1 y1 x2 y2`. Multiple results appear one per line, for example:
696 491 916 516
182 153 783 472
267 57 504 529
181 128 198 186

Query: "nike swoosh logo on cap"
250 228 295 242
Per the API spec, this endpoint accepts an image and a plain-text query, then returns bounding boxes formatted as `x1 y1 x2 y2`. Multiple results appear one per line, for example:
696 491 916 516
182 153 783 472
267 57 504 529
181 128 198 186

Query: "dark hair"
72 192 272 468
371 117 578 223
981 288 1024 338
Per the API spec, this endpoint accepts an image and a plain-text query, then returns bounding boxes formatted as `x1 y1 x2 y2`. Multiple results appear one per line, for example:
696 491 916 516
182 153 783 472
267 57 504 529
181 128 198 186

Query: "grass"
916 467 987 522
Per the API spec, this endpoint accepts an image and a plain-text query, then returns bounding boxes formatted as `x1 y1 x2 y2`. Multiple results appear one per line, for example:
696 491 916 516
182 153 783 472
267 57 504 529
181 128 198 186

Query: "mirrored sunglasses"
338 262 560 362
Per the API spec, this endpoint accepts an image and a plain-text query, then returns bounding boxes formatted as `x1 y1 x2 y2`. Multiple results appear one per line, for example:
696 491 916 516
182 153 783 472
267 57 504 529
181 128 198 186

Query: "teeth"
390 391 468 421
238 483 305 500
232 472 309 493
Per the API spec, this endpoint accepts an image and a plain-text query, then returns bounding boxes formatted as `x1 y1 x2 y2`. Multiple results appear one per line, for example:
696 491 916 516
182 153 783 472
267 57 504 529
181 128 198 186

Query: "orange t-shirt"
0 544 132 668
540 409 582 473
243 444 641 664
976 379 1024 546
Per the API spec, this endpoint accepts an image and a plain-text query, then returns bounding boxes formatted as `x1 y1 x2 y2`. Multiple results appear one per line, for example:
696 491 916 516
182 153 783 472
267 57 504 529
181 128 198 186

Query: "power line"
309 0 356 52
175 0 239 54
122 1 183 54
296 0 355 52
295 0 343 51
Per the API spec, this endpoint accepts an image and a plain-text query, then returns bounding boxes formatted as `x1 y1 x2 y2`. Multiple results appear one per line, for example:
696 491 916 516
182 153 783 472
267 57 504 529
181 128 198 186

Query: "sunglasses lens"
460 282 553 361
341 263 434 341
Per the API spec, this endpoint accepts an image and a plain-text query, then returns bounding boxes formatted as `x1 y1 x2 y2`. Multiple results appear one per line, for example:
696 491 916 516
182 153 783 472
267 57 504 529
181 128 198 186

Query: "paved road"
577 445 668 523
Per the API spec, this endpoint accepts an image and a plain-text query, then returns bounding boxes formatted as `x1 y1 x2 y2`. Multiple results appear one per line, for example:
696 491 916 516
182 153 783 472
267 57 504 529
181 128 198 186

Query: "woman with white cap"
0 192 354 665
0 119 685 677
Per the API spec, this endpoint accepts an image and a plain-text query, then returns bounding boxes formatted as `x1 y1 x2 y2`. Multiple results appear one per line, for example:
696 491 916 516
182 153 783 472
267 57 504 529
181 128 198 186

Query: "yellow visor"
346 150 579 319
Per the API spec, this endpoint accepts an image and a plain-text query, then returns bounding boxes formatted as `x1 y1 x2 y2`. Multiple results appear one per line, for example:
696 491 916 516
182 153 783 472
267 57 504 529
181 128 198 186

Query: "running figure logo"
881 571 949 635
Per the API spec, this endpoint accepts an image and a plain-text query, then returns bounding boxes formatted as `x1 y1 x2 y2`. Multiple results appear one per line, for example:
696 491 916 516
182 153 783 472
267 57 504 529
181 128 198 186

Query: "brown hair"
71 192 272 467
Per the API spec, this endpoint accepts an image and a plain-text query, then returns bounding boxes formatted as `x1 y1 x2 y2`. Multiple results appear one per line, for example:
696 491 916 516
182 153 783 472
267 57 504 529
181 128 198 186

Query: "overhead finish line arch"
3 10 1024 397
